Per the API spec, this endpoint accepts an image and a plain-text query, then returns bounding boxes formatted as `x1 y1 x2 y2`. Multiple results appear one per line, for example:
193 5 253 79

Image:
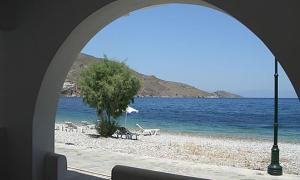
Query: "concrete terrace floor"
67 170 107 180
56 143 299 180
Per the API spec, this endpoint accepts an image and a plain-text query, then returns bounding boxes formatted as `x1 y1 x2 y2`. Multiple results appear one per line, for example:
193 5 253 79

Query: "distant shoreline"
60 95 299 99
61 95 245 98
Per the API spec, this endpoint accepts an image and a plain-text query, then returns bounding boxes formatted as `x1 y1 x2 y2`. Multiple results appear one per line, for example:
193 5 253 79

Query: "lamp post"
268 58 283 175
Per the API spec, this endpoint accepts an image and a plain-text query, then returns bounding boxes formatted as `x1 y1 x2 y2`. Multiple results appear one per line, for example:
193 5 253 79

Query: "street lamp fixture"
267 58 283 175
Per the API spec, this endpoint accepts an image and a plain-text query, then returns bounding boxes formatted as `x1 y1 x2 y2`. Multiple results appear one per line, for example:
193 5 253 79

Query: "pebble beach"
55 123 300 179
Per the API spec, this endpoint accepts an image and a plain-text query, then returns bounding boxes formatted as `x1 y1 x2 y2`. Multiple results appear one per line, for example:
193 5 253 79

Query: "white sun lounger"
136 124 160 135
80 121 96 133
81 121 89 126
64 121 78 132
55 124 60 131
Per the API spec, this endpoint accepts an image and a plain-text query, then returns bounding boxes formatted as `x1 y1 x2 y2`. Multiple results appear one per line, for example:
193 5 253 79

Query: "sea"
56 97 300 143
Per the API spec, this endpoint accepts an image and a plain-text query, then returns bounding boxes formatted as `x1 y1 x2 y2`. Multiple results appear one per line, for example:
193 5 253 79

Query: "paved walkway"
56 144 299 180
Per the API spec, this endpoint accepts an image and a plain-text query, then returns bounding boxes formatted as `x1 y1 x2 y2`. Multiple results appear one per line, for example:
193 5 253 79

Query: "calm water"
56 97 300 142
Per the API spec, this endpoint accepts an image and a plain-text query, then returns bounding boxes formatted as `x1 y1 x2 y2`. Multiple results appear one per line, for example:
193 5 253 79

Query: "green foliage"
77 57 141 137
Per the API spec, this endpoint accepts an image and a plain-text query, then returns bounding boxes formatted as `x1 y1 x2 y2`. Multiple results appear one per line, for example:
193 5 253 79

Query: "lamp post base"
268 164 282 176
268 145 282 176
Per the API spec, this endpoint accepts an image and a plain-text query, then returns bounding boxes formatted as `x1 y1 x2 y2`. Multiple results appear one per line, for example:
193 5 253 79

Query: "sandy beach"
55 124 300 179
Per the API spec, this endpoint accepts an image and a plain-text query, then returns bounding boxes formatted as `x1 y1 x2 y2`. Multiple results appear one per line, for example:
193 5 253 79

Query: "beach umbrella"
125 106 138 128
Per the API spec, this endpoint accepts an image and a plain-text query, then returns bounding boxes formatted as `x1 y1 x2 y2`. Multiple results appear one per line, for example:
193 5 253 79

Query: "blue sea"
56 97 300 142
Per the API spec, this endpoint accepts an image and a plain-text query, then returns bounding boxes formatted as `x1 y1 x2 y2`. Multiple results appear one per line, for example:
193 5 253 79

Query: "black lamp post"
267 58 283 175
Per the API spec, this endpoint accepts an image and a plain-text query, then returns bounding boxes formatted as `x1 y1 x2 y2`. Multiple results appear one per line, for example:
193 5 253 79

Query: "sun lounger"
64 122 78 132
80 121 94 130
80 121 97 133
136 124 160 135
81 121 89 126
55 125 60 131
115 127 138 140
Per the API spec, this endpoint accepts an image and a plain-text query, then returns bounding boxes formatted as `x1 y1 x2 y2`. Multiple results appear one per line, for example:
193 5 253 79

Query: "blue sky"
82 4 297 98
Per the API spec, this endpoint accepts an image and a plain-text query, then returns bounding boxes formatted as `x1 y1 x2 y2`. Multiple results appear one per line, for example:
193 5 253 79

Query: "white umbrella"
125 106 138 128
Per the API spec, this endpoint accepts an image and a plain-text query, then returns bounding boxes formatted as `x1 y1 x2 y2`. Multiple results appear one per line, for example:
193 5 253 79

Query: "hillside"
213 91 242 98
62 53 242 98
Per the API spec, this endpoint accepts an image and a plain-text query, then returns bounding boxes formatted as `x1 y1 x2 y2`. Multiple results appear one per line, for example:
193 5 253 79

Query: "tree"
77 58 141 137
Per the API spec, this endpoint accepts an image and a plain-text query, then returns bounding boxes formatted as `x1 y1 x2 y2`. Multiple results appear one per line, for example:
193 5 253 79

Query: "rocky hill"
62 53 242 98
